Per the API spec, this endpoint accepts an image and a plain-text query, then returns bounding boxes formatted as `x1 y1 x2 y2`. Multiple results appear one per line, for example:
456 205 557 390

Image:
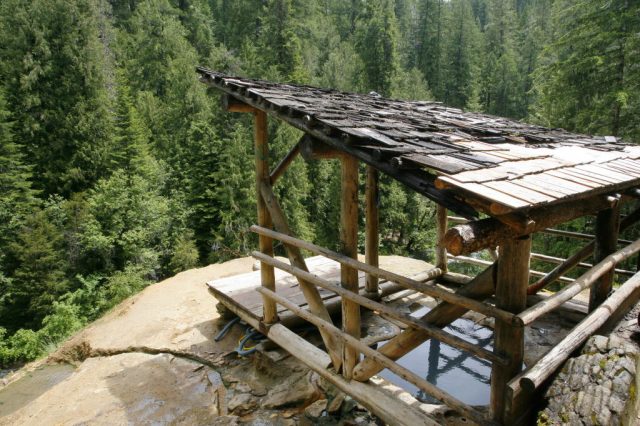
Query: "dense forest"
0 0 638 366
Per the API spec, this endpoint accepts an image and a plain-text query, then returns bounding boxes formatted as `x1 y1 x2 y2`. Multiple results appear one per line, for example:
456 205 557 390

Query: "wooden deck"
207 256 366 324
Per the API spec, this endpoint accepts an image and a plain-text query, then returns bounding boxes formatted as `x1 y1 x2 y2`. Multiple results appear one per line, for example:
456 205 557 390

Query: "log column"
436 204 448 272
490 235 531 424
589 205 620 311
254 110 277 324
365 166 379 296
341 154 360 379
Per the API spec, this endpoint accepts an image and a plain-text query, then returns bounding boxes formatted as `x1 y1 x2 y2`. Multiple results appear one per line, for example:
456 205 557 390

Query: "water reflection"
377 306 493 406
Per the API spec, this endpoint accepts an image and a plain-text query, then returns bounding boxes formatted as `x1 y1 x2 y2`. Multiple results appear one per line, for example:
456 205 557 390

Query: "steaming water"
378 306 493 406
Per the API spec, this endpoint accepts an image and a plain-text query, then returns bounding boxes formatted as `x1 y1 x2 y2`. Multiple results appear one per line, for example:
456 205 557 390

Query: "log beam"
589 205 621 311
527 204 640 294
258 287 492 426
517 270 640 393
365 166 380 294
222 94 255 113
490 236 531 424
340 154 360 378
518 238 640 325
270 139 301 184
300 134 345 160
444 195 620 256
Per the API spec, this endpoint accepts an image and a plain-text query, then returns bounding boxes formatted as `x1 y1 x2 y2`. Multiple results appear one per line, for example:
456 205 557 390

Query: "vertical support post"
436 204 448 272
365 166 379 295
341 154 360 379
254 110 277 324
491 235 531 424
589 205 620 311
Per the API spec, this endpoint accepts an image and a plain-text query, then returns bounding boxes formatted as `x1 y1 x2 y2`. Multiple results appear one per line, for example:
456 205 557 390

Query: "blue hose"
236 326 265 356
214 317 240 342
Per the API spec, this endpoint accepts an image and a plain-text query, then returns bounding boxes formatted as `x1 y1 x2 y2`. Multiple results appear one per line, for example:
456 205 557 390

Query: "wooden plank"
484 180 555 204
511 178 568 199
528 170 593 195
545 169 602 188
436 178 531 209
401 153 476 174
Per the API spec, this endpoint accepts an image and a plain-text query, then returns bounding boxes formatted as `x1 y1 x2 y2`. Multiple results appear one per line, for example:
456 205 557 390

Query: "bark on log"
444 195 619 256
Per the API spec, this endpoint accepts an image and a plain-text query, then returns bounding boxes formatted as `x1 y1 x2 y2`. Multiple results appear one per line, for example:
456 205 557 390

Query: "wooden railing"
507 239 640 396
250 225 503 426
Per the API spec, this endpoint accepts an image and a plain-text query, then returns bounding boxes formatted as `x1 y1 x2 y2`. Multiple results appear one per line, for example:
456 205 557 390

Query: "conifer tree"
442 0 482 109
479 0 520 117
0 0 115 196
0 89 35 252
532 0 640 139
416 0 445 99
355 0 400 95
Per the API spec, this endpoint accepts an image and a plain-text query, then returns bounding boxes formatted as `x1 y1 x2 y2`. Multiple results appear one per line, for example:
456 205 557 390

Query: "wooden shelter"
198 67 640 425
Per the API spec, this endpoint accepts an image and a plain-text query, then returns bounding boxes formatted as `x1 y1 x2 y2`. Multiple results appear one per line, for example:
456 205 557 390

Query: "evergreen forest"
0 0 639 367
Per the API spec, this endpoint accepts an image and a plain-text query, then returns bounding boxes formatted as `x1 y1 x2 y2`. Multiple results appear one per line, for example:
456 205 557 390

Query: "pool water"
377 306 493 406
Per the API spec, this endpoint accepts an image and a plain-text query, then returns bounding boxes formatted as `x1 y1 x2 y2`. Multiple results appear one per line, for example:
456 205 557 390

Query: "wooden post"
589 205 620 311
259 183 343 370
341 154 360 379
436 204 448 272
365 165 379 295
490 235 531 424
254 110 277 324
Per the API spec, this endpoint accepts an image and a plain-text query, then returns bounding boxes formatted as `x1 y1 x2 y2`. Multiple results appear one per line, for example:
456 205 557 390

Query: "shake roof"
197 67 640 218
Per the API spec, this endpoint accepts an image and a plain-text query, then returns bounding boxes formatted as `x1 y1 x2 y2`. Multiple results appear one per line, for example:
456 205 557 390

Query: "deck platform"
207 256 368 325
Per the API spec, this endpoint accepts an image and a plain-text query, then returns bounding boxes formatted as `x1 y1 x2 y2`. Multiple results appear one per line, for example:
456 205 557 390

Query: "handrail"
447 254 574 284
252 251 508 366
250 225 523 326
258 286 497 426
512 269 640 392
518 238 640 325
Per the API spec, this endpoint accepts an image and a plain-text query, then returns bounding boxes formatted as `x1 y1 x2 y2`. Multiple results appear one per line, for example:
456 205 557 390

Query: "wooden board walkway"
207 256 366 324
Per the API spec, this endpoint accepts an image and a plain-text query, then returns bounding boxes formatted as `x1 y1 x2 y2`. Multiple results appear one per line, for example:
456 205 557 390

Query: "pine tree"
0 0 115 196
442 0 482 109
0 89 36 252
532 0 640 139
479 0 520 117
355 0 400 96
416 0 445 99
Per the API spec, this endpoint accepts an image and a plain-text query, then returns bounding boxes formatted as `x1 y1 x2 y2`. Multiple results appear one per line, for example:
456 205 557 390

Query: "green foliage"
0 0 637 369
531 0 640 139
355 0 400 95
0 0 115 196
169 231 200 274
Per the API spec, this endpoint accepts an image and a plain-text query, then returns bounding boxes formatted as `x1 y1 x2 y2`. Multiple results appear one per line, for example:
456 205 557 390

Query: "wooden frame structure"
199 68 640 425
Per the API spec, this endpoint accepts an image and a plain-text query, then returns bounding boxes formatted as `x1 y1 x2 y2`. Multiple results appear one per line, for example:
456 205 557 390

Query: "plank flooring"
207 256 366 323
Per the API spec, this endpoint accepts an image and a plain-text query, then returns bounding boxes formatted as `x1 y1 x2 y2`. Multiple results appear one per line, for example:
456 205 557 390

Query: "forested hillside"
0 0 638 366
